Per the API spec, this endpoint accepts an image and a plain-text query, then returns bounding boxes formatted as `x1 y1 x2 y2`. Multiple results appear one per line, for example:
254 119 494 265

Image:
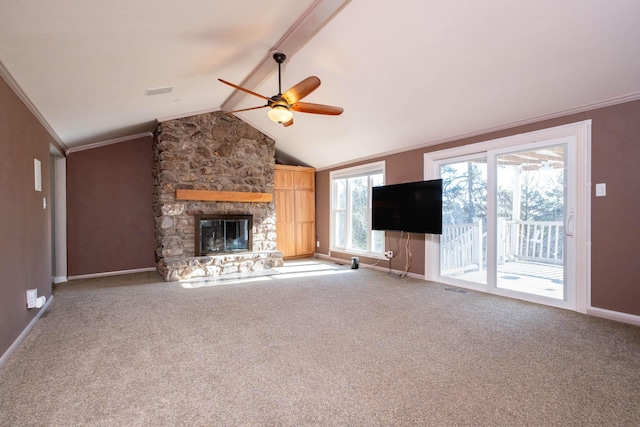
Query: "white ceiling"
2 0 640 170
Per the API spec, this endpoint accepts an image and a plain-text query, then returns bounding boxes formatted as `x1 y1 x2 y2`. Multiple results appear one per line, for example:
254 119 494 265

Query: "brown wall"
316 99 640 317
66 137 155 276
0 77 53 356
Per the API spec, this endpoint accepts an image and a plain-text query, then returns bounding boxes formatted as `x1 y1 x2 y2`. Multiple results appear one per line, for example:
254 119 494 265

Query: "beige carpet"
1 259 639 426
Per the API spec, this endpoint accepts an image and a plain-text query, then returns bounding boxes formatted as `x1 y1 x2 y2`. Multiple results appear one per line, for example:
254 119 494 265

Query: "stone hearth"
153 111 283 281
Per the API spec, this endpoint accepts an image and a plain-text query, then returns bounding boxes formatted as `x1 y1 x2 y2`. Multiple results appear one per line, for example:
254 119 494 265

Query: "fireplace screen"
195 214 252 256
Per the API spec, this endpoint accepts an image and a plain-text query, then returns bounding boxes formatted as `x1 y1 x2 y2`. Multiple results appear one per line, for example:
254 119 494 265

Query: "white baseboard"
315 253 425 280
367 263 425 280
67 267 156 281
53 276 68 284
0 296 54 370
587 306 640 327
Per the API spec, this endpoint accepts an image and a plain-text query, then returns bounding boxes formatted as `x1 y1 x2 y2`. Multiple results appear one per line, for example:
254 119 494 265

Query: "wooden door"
274 165 315 258
274 188 296 257
294 188 315 255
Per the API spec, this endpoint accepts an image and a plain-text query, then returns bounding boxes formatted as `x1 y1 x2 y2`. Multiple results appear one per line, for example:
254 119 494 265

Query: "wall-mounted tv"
372 179 443 234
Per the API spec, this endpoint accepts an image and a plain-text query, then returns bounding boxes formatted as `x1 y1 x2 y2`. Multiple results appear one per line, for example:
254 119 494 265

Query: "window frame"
329 161 385 257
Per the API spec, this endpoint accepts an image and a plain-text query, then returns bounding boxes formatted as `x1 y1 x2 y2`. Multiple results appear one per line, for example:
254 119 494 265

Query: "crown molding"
0 60 69 155
316 92 640 172
65 132 153 155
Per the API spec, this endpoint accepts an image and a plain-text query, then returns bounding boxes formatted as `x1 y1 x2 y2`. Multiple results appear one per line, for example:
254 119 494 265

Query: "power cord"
399 232 412 278
385 231 412 278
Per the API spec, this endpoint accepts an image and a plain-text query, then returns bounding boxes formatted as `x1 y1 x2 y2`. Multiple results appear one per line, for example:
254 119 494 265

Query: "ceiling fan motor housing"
268 96 289 109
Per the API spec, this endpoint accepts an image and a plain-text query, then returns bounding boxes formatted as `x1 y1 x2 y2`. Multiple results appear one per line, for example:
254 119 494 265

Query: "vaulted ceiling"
2 0 640 170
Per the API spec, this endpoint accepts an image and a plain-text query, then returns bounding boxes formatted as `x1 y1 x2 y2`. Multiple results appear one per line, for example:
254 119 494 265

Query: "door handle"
566 208 574 237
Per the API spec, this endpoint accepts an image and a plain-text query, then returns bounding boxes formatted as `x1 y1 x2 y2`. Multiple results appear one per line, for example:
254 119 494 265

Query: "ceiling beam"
221 0 350 112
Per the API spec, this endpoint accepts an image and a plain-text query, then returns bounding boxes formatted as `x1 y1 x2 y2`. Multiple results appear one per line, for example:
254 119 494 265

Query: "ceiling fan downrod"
273 53 286 95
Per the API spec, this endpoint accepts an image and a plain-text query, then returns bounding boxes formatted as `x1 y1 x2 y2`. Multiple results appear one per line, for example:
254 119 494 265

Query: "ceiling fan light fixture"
218 51 342 127
268 105 293 123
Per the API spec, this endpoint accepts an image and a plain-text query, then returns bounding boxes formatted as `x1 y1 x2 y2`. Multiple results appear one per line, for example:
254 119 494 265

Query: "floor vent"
445 287 468 294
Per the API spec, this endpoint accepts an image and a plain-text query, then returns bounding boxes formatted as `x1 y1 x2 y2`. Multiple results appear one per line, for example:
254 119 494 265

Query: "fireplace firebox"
194 214 253 256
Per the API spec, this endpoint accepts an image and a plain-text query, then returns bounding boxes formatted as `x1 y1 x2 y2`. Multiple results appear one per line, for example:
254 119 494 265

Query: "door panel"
439 157 488 285
295 190 315 222
275 189 295 257
293 170 314 190
494 145 566 300
435 141 575 308
296 222 316 255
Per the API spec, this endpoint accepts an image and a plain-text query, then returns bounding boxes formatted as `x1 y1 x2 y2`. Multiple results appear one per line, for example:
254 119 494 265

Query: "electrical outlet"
385 250 394 258
26 289 37 309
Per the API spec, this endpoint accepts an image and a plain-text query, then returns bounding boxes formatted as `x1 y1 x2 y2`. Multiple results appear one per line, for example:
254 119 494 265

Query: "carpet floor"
1 259 639 426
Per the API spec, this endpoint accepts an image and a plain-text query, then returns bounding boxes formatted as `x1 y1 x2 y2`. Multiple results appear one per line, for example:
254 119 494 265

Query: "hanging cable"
400 232 412 278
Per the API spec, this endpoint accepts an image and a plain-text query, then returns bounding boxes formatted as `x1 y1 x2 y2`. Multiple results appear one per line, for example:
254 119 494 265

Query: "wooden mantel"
175 189 273 203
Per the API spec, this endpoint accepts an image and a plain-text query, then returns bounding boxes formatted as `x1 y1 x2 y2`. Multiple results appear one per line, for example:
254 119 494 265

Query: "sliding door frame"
424 120 591 313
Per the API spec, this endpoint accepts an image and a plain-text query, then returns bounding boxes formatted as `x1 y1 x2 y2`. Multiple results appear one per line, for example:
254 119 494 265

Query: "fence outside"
441 219 563 274
441 221 482 275
504 220 563 265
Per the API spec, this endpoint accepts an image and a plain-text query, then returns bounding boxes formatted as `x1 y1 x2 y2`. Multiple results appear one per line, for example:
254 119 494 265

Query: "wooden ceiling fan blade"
291 102 344 115
224 105 268 114
282 76 321 104
218 78 270 101
282 118 294 127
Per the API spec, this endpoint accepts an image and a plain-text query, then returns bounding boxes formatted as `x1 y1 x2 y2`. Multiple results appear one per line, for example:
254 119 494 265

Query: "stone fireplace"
153 111 283 281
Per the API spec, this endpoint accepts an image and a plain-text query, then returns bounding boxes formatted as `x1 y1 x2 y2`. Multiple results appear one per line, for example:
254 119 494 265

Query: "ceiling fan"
218 52 343 127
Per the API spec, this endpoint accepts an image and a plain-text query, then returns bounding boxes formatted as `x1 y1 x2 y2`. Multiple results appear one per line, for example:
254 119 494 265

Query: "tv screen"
372 179 443 234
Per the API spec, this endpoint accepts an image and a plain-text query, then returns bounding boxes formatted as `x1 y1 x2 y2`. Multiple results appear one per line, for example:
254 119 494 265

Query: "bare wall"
66 137 155 276
316 99 640 317
0 76 53 357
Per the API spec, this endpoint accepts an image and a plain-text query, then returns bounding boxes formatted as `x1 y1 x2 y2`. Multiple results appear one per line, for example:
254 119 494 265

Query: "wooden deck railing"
441 219 563 274
441 221 482 274
503 220 563 265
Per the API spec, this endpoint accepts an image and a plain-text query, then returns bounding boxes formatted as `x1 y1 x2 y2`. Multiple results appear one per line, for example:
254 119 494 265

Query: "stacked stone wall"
153 111 282 281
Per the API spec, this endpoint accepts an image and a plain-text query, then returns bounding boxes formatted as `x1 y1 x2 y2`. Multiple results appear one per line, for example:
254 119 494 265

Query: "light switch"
595 183 606 197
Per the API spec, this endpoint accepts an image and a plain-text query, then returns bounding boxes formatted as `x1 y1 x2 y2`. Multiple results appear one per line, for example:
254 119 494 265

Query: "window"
330 161 385 255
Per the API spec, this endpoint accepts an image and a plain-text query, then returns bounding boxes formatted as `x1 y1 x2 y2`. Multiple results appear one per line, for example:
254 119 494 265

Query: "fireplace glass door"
195 214 252 256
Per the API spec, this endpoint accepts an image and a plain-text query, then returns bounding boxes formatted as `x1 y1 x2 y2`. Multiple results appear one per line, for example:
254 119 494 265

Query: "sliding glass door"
440 156 488 285
494 144 567 300
425 122 589 312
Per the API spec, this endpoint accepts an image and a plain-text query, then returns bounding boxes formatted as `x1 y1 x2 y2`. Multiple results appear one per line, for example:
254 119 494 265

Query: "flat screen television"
372 179 443 234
